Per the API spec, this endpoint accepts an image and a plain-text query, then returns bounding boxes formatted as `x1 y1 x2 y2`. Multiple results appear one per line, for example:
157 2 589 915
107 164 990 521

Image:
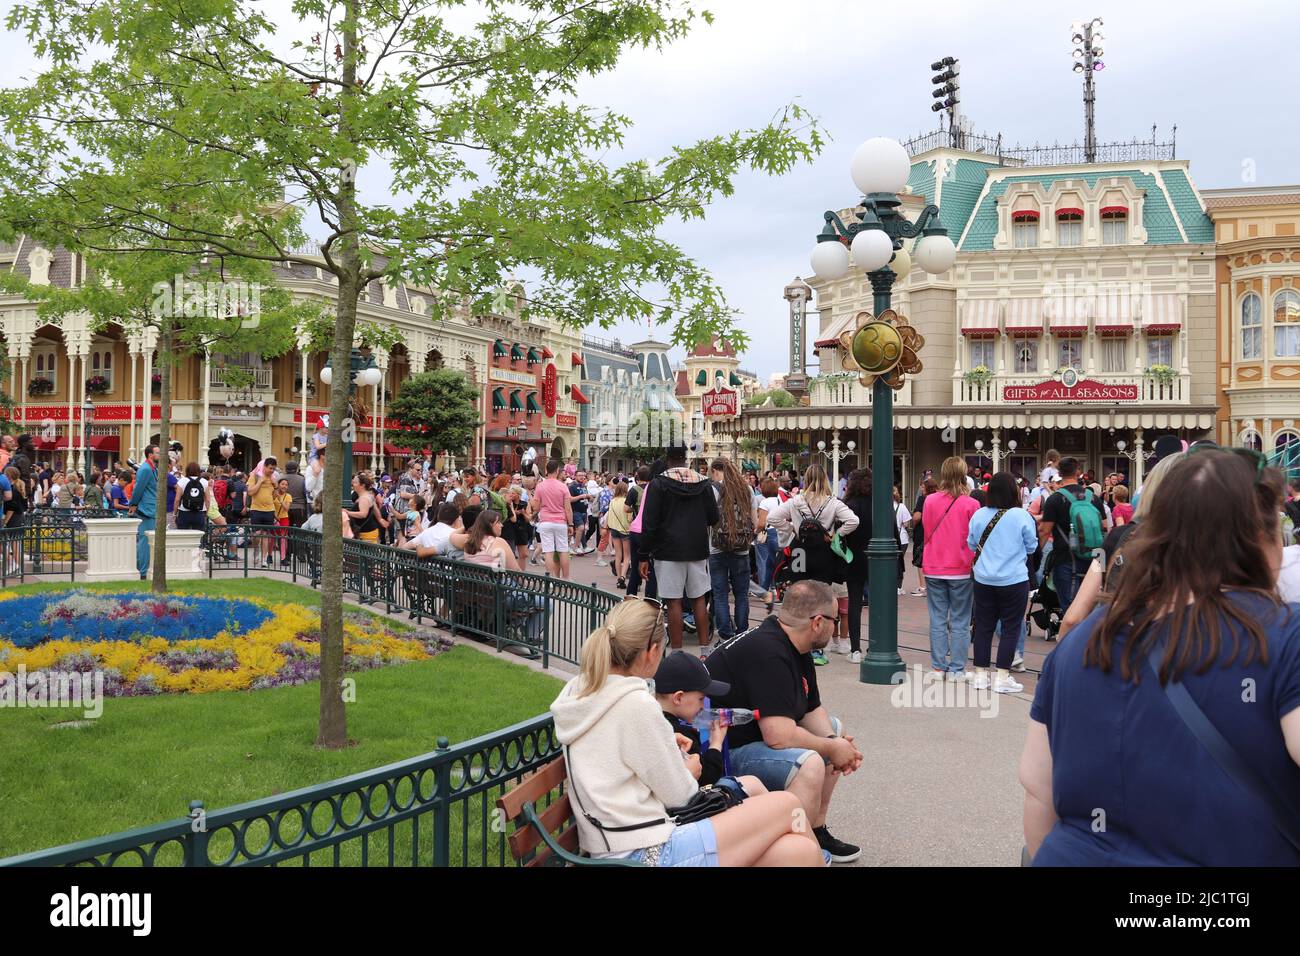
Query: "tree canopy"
385 368 481 457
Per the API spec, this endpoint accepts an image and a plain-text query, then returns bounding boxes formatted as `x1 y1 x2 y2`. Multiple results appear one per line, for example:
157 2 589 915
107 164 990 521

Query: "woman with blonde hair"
920 456 981 680
550 599 823 867
768 463 859 662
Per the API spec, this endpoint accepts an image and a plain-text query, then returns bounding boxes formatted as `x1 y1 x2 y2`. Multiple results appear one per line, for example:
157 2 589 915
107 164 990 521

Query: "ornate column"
1085 330 1097 375
378 353 389 472
299 347 309 470
128 344 138 459
991 433 1002 474
142 347 155 450
830 427 841 492
1133 428 1146 488
66 351 77 469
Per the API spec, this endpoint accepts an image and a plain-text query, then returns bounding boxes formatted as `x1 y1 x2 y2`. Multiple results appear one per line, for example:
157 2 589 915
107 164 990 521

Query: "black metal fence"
0 507 121 584
204 524 616 669
0 714 566 867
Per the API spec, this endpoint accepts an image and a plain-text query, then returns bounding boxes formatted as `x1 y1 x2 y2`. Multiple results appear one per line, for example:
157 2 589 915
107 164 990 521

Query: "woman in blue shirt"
1021 449 1300 865
966 472 1038 694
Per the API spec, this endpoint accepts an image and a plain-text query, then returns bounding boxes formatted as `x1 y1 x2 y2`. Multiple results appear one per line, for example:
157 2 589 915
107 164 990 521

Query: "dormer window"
1056 208 1083 247
1100 206 1128 244
1011 210 1039 248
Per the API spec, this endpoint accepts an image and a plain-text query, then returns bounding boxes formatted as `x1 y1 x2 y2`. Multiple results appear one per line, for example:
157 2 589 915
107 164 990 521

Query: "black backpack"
180 477 205 512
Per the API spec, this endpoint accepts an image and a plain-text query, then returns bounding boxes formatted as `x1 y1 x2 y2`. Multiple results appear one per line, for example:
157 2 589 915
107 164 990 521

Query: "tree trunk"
152 313 172 593
316 0 361 750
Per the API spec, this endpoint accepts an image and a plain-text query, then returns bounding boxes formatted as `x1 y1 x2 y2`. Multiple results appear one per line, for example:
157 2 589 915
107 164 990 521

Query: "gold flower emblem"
838 309 925 390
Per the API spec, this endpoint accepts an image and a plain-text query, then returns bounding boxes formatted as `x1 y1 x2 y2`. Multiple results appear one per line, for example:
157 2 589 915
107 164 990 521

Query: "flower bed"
0 591 450 696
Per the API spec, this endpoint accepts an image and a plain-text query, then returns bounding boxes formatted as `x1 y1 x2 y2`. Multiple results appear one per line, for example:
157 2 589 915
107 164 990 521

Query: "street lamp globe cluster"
320 349 383 491
806 135 957 686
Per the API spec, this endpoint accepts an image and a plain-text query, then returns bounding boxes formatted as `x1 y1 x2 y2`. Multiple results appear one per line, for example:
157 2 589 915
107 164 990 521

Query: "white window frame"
1101 211 1128 245
1241 293 1263 360
31 347 58 390
1274 290 1300 358
1012 337 1038 374
1100 336 1128 373
90 348 114 389
1012 219 1039 248
1146 334 1174 368
968 337 995 371
1056 213 1083 247
1057 336 1084 371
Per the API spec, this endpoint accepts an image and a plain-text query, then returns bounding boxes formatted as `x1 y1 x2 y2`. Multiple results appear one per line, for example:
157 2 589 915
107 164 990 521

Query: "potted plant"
85 375 111 396
28 376 54 396
962 365 994 386
150 372 162 395
1144 364 1177 386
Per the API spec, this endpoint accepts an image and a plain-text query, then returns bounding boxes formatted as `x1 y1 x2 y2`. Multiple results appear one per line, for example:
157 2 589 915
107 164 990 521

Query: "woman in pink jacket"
920 457 981 680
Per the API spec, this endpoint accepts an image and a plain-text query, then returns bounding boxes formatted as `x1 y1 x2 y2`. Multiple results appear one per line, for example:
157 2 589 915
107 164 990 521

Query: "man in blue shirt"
128 444 160 580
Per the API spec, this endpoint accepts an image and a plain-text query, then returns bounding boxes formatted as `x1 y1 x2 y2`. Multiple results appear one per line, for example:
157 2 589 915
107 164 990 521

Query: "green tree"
745 388 797 408
615 408 683 462
0 0 822 749
386 368 481 458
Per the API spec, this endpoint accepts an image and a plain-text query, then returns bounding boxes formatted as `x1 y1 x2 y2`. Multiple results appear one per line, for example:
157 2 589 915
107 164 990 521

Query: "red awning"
961 299 1000 337
90 435 120 451
1005 298 1043 335
570 385 590 405
1010 210 1040 222
1055 207 1084 219
541 346 554 358
33 436 70 450
350 442 406 456
1099 205 1128 216
571 352 583 366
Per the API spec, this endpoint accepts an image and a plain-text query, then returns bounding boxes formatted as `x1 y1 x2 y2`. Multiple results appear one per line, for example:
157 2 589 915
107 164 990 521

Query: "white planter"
82 518 142 580
145 529 206 580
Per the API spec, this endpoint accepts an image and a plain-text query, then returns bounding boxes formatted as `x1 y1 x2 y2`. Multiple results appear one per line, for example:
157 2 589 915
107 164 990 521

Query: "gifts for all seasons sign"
1003 375 1139 402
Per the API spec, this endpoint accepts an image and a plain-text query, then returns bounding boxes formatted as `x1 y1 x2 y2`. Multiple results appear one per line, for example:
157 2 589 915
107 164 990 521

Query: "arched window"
1011 210 1039 249
1274 290 1300 358
1100 206 1128 244
92 353 100 371
1241 293 1263 359
1056 209 1083 247
1240 429 1263 452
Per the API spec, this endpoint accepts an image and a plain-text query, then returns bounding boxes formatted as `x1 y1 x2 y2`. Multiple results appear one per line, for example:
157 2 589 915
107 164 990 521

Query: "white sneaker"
848 651 863 664
1011 655 1026 673
995 676 1024 694
969 672 991 690
945 670 969 683
832 639 848 655
897 587 904 596
594 559 608 567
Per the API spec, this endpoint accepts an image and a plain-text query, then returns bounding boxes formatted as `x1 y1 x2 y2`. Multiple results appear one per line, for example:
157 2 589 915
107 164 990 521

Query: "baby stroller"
1025 545 1062 642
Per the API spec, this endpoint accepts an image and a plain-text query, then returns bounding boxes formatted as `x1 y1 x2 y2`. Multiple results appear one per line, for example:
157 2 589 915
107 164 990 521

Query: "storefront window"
1057 337 1084 371
1013 337 1038 374
1006 455 1038 481
1101 337 1128 373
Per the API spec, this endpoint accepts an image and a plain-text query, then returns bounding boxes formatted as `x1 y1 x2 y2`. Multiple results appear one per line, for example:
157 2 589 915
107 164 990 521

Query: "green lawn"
0 580 564 860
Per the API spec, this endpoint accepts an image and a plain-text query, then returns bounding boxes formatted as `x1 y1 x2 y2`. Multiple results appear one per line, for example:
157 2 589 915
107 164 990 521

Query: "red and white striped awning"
1004 298 1043 336
961 299 1001 337
1142 294 1182 333
1095 289 1135 336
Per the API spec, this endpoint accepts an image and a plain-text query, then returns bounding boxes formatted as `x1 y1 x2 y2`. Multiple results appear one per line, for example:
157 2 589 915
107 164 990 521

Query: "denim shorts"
728 740 817 791
623 819 719 867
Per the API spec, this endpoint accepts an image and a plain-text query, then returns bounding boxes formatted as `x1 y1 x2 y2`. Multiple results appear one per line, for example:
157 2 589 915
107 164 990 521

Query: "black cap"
653 651 730 697
1150 434 1186 465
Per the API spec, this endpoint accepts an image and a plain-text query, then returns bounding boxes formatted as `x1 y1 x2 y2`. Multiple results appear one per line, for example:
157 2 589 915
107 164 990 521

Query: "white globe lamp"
850 137 910 196
810 240 850 280
319 365 333 385
915 233 957 274
851 228 894 272
889 245 912 280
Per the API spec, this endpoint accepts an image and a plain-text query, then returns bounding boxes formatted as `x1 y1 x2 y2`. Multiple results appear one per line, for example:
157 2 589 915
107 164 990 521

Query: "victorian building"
672 339 759 465
722 136 1219 493
0 239 583 476
1202 185 1300 458
576 335 682 474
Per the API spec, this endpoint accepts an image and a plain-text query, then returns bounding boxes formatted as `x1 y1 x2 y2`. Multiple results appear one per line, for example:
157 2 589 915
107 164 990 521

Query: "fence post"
493 569 505 653
184 800 210 867
291 530 298 584
432 737 452 867
243 527 249 579
541 574 552 670
449 561 460 635
588 582 600 641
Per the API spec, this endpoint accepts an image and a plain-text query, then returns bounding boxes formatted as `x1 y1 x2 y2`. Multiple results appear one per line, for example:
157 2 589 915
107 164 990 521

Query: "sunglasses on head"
622 596 666 651
1187 443 1267 483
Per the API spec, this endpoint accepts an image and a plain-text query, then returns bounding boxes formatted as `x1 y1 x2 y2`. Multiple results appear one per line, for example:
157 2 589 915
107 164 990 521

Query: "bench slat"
524 820 580 868
507 793 575 862
496 758 567 822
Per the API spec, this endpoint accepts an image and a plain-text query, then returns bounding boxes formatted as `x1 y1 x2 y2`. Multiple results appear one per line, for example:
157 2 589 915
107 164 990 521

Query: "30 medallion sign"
1003 378 1139 402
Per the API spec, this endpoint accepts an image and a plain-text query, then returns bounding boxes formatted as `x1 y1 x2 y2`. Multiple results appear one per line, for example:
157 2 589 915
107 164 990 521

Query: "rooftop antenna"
1071 18 1105 162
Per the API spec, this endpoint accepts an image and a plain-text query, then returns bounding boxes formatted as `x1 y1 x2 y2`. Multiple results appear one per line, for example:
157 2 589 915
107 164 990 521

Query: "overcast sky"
4 0 1298 377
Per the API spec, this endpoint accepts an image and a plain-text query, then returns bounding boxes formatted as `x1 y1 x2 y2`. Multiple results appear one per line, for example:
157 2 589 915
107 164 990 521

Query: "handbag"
829 531 854 565
1144 640 1300 853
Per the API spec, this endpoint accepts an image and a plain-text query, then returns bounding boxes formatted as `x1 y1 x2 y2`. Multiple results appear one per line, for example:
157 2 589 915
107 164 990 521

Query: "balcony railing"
209 365 273 390
954 372 1189 405
808 376 912 408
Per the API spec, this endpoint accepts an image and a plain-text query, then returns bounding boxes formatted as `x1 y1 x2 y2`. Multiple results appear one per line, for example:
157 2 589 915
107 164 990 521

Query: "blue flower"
0 592 273 648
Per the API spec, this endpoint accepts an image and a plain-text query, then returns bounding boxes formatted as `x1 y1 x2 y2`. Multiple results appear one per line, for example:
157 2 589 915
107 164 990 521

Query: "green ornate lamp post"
319 349 382 494
808 136 957 685
81 399 94 483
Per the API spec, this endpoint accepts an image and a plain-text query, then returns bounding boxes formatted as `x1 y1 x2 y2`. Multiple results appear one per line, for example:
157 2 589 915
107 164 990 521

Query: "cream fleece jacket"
550 673 699 856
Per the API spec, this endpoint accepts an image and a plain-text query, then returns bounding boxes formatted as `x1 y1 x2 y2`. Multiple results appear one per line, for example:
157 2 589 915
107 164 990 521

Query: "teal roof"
958 168 1205 250
939 158 1000 239
906 159 936 204
1160 169 1214 242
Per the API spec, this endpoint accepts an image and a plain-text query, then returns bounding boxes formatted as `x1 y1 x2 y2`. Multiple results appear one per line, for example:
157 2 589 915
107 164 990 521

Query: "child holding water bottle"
653 653 763 792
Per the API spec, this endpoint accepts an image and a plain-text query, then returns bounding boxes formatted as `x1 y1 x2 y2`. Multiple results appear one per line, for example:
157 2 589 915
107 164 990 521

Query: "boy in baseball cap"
653 651 734 787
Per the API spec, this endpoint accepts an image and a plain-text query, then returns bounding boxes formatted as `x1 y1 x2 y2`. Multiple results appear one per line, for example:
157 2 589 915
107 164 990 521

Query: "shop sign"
556 413 578 428
701 387 739 418
489 367 535 387
1003 377 1139 402
542 364 558 417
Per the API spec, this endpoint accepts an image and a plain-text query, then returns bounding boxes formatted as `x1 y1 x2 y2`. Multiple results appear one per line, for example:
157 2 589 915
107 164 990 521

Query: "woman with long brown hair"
1021 449 1300 865
709 458 757 643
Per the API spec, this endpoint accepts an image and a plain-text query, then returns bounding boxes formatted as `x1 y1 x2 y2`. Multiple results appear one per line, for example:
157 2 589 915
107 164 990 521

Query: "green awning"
527 347 541 365
491 388 506 410
510 343 524 361
729 371 743 386
493 339 506 357
526 392 541 414
695 369 707 386
508 389 523 411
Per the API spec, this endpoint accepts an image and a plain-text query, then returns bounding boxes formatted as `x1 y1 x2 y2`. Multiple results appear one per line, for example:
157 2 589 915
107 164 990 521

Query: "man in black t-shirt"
1038 456 1108 615
705 580 864 863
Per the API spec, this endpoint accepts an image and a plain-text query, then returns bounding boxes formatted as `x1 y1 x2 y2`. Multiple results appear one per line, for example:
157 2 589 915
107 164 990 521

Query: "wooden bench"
495 757 642 867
